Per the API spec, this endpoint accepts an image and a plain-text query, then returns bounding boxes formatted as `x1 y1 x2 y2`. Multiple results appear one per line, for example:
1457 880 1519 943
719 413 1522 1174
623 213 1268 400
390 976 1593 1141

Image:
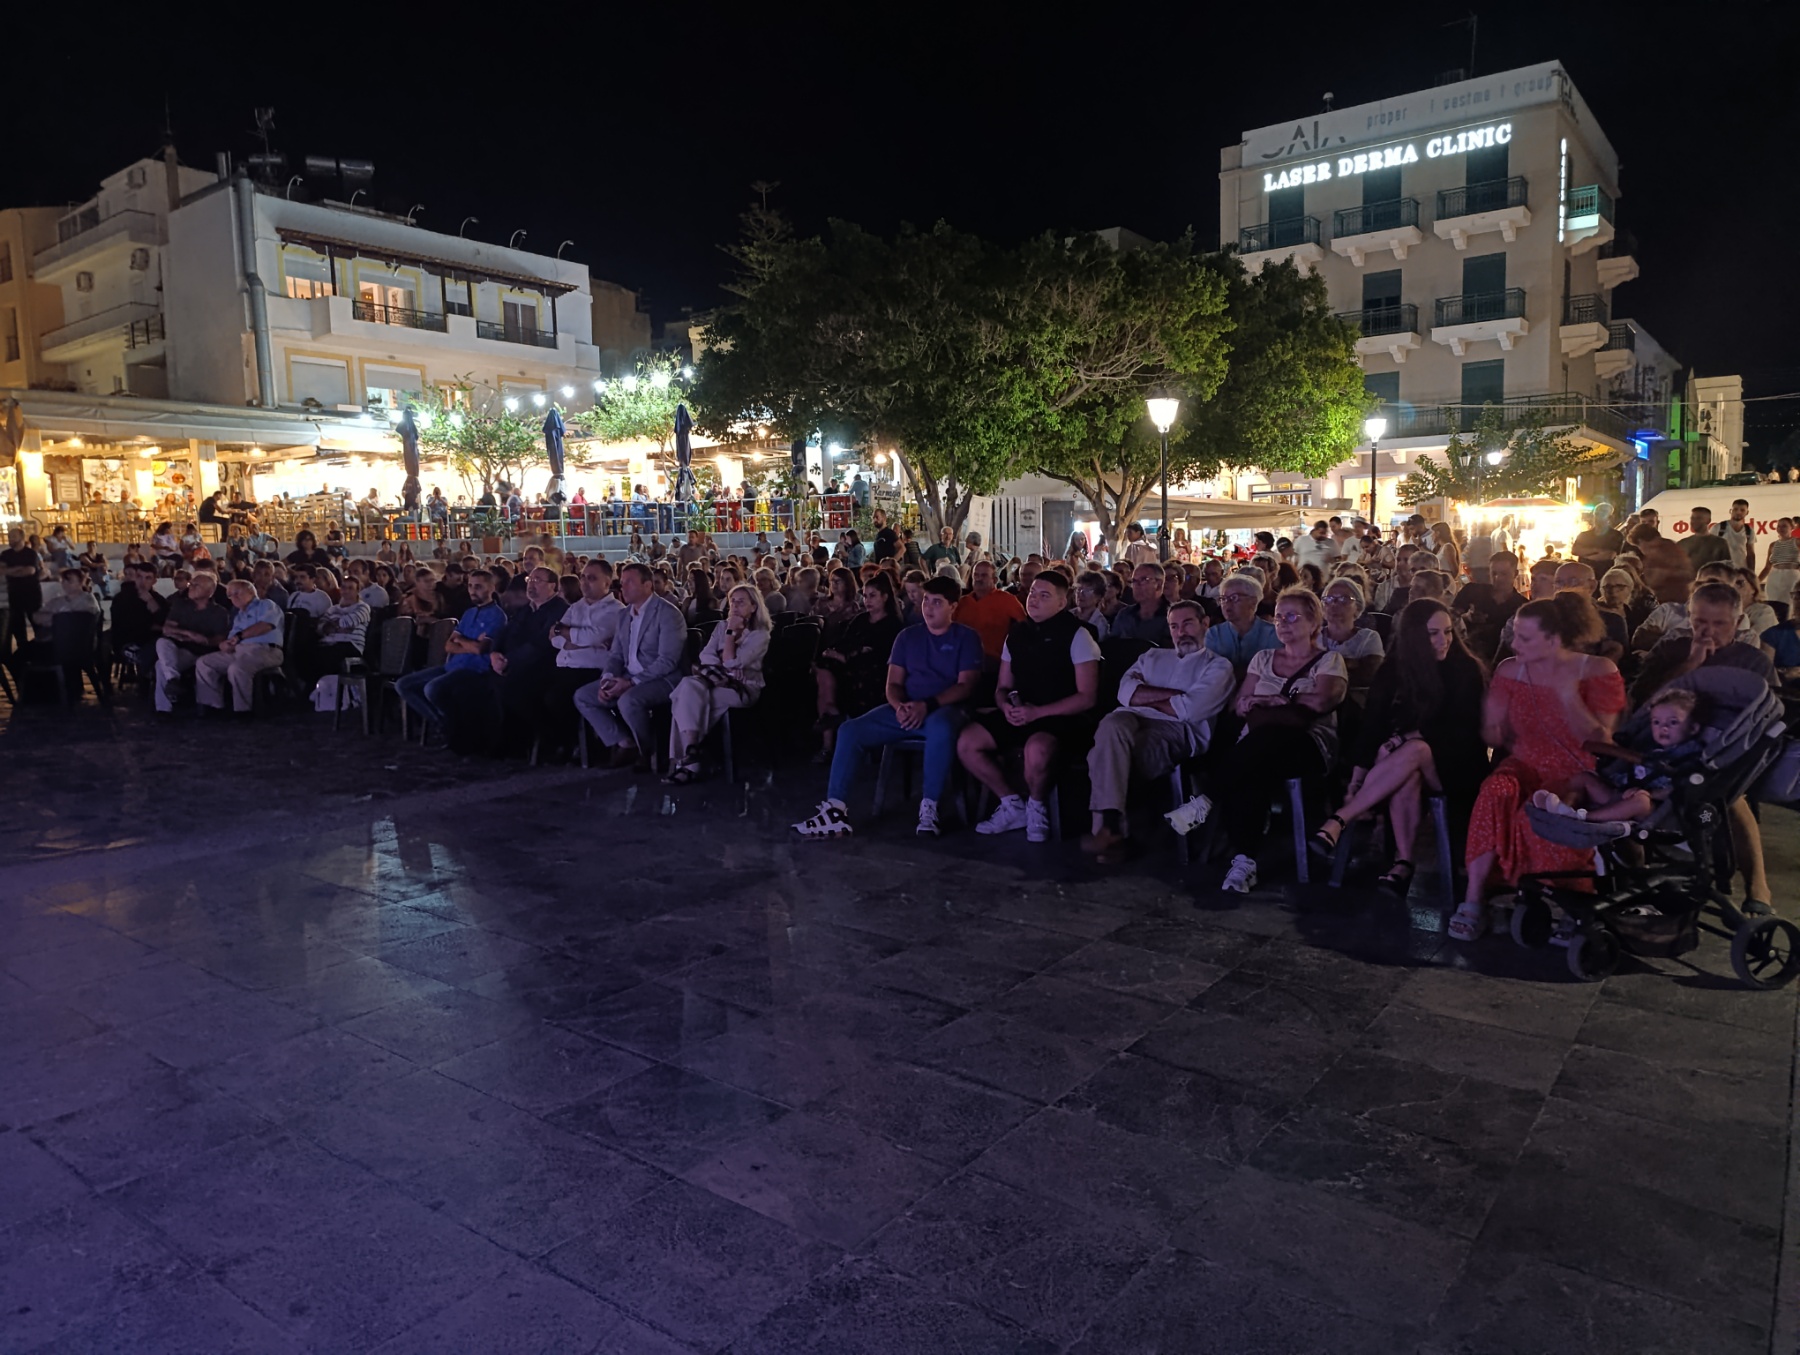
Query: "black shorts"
976 709 1094 753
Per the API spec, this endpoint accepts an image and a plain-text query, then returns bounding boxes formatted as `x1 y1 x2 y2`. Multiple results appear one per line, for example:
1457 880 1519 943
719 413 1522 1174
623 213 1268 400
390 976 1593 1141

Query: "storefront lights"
531 393 547 407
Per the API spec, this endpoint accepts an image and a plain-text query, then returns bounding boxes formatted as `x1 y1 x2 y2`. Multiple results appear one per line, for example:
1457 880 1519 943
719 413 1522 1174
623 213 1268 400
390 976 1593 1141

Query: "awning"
0 388 333 448
1164 497 1311 531
276 229 576 296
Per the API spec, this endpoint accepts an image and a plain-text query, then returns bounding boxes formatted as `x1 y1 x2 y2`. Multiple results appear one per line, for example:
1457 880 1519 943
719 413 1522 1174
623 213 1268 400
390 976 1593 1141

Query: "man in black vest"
956 571 1101 842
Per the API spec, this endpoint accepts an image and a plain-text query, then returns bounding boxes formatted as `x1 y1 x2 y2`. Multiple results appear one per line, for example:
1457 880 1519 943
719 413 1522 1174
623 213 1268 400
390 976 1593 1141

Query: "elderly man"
1082 600 1236 863
921 527 961 572
1110 562 1170 644
1632 579 1777 916
1204 574 1278 677
195 578 284 714
574 560 687 770
154 572 232 713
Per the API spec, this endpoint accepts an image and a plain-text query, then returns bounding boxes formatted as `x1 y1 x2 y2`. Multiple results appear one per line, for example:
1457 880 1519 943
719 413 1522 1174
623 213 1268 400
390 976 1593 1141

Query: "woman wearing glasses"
1216 587 1348 894
1318 578 1385 688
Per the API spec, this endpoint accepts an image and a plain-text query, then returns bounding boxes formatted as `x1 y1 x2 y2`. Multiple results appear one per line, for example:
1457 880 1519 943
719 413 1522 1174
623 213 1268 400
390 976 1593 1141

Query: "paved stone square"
2 701 1797 1352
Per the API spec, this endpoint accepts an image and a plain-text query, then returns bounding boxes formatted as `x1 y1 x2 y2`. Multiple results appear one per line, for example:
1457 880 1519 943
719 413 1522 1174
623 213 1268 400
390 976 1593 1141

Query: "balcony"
126 315 165 350
1433 177 1531 250
1381 391 1626 442
1594 321 1637 381
1596 232 1639 290
1329 199 1424 266
1338 303 1421 364
1430 288 1528 355
31 209 161 280
476 319 559 349
1564 183 1615 255
351 298 448 333
39 301 162 363
1237 216 1324 273
1559 292 1610 359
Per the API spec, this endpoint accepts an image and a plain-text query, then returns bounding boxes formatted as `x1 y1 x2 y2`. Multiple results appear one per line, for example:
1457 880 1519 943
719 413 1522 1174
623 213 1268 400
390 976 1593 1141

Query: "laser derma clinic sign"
1261 123 1511 193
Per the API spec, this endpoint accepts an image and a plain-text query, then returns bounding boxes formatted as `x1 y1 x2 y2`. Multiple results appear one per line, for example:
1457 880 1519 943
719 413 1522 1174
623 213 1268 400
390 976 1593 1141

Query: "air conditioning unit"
76 271 94 292
129 248 150 271
127 166 147 189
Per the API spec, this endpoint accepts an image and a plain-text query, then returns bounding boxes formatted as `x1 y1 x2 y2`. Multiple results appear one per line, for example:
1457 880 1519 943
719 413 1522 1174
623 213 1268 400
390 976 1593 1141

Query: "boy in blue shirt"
794 575 982 838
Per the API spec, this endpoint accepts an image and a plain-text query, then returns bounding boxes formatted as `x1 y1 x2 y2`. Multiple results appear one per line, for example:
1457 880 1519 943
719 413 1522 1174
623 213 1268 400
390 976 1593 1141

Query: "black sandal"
1378 859 1416 895
1308 814 1347 859
662 763 701 785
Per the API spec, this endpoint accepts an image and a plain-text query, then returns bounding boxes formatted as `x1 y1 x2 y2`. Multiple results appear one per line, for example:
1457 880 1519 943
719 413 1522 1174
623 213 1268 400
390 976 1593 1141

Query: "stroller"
1510 668 1800 988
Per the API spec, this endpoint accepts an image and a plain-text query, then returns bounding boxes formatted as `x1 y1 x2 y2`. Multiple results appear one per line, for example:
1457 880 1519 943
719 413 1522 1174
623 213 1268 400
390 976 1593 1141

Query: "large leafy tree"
415 384 545 498
1031 259 1366 541
1395 409 1614 505
570 353 691 457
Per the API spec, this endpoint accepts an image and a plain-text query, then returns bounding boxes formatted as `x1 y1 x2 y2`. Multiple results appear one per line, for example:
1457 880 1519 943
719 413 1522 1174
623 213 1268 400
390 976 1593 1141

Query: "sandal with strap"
1377 859 1415 896
1447 901 1488 942
1308 814 1347 860
662 763 701 785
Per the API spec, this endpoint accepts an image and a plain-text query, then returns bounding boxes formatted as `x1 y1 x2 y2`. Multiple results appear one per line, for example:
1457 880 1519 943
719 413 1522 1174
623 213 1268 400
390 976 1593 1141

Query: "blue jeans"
396 664 458 727
828 703 966 806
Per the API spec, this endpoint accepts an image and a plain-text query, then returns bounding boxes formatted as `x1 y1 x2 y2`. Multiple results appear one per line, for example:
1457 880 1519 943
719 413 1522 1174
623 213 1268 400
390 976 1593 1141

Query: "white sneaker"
793 798 853 838
976 795 1028 836
1025 799 1052 843
1164 792 1214 836
916 798 941 836
1221 854 1258 894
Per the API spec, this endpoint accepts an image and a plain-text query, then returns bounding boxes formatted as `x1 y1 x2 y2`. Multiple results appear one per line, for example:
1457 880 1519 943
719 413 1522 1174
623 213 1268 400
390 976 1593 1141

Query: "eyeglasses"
1322 593 1356 604
1274 611 1311 624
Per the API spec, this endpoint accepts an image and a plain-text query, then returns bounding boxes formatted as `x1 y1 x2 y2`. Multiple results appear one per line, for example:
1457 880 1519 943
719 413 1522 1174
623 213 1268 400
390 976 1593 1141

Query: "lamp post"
1147 396 1181 562
1363 415 1387 525
1476 447 1504 505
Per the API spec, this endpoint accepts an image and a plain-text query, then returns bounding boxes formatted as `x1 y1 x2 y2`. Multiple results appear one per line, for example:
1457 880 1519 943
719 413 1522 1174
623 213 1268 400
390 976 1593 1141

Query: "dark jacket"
1109 599 1170 646
1352 647 1489 807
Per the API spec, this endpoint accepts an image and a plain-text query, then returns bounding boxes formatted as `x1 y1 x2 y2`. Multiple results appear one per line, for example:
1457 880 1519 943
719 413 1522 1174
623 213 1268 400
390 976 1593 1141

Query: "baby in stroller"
1531 687 1706 823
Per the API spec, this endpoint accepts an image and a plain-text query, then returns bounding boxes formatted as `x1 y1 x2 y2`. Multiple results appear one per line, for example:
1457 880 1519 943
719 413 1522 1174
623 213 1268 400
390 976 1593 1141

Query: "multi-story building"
0 208 66 392
1218 60 1675 518
165 171 604 413
27 156 214 399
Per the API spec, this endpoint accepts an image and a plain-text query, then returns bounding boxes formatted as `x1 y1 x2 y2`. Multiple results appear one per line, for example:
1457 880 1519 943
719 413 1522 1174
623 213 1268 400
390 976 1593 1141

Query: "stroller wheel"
1511 896 1553 949
1730 917 1800 991
1566 928 1620 983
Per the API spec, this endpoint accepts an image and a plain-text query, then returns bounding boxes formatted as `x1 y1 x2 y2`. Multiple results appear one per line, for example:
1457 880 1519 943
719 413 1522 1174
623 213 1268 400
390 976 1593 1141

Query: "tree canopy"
1395 410 1616 506
570 353 690 455
415 385 544 497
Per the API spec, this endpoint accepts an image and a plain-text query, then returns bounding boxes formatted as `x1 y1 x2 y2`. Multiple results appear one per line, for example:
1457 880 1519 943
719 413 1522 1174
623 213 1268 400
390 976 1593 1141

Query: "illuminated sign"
1262 122 1512 193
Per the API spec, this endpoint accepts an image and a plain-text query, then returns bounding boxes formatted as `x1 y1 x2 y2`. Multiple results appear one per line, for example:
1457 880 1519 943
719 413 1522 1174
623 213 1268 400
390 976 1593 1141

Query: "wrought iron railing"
1567 183 1616 225
126 314 165 348
1336 303 1418 337
476 320 558 349
1237 216 1321 253
1332 198 1420 236
1379 392 1626 441
1603 322 1636 352
352 298 448 332
1563 293 1608 326
1436 176 1528 218
1433 288 1527 327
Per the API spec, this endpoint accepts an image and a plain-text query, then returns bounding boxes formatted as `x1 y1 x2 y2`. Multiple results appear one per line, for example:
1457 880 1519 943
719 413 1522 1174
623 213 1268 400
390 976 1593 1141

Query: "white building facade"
1219 61 1658 519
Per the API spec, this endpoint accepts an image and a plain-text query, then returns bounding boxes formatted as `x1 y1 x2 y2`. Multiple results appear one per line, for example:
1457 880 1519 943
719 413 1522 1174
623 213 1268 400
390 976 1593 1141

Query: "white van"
1637 484 1800 543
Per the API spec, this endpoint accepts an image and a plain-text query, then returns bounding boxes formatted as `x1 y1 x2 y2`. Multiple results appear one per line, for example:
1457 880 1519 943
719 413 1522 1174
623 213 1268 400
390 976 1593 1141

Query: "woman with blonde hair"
664 583 771 784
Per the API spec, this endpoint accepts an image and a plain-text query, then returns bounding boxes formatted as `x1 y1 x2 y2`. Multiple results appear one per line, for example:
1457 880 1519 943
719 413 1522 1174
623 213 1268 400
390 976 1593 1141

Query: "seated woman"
1452 593 1625 941
1215 587 1349 893
813 568 863 647
1311 599 1489 893
150 521 182 569
664 583 772 783
398 570 443 629
302 595 373 685
1318 578 1384 687
685 568 724 629
814 572 904 763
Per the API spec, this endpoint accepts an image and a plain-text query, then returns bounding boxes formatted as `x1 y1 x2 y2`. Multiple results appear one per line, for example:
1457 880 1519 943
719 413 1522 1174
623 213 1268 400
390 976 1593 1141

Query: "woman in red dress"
1451 594 1626 941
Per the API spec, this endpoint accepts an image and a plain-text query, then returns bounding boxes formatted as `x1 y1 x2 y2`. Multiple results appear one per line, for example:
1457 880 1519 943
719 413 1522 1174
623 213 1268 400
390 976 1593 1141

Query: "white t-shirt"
1001 625 1103 669
1294 534 1341 574
1241 646 1349 760
1322 627 1384 661
288 589 332 618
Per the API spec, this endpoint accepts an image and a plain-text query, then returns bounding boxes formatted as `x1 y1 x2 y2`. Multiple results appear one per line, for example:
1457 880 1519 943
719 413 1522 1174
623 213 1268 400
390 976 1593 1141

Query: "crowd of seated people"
3 504 1793 928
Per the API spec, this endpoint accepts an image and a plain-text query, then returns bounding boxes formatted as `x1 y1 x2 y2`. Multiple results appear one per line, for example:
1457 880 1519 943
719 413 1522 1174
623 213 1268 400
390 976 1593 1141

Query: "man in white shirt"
1121 523 1159 567
1293 520 1341 577
1081 600 1236 863
286 567 333 619
539 559 624 759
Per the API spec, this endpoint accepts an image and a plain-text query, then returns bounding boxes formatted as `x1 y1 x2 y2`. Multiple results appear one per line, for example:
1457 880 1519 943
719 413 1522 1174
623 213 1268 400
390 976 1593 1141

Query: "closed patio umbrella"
543 407 567 503
673 403 695 502
398 408 421 513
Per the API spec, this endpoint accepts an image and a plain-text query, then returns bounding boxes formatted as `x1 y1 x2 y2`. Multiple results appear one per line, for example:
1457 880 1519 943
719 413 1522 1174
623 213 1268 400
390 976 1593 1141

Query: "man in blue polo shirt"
195 578 285 713
794 574 982 839
396 568 504 733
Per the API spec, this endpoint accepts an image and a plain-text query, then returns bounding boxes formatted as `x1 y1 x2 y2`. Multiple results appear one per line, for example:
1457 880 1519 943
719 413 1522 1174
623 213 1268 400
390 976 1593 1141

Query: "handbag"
1244 650 1330 732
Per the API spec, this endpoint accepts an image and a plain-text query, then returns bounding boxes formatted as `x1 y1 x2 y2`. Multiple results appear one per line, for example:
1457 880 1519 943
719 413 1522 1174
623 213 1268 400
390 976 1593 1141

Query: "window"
129 248 151 271
443 280 472 317
364 363 424 412
1363 372 1400 406
290 356 351 408
1362 270 1402 312
503 299 538 337
1462 252 1505 297
4 308 19 363
0 243 12 284
126 166 148 188
1267 185 1304 224
1362 166 1402 206
76 271 94 292
1466 140 1509 186
1461 359 1505 430
284 276 335 300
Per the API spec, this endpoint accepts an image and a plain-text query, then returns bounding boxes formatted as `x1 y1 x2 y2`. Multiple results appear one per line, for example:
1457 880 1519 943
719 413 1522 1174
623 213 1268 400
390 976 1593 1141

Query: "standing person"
664 583 772 783
2 526 44 650
1452 595 1626 940
870 508 900 565
1679 506 1732 570
1572 506 1623 576
1716 499 1757 572
922 527 961 573
1213 588 1349 893
1121 523 1158 567
1759 517 1800 606
793 574 983 839
1629 521 1694 605
1293 520 1341 577
194 579 285 714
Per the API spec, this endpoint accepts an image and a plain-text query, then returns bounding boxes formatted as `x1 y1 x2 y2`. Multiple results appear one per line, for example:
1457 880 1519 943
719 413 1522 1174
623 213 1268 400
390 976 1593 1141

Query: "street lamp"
1363 415 1387 524
1477 447 1504 505
1147 396 1181 562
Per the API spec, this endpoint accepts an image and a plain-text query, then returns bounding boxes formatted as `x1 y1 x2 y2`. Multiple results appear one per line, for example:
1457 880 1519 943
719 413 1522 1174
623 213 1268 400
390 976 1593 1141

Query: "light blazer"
603 594 688 683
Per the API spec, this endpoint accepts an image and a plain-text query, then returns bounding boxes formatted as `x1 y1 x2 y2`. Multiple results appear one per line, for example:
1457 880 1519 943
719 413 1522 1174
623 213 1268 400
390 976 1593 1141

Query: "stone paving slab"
0 698 1797 1352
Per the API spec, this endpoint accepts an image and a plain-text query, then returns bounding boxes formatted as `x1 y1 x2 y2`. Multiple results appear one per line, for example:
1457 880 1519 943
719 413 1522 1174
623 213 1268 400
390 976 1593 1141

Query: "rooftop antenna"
1321 92 1335 111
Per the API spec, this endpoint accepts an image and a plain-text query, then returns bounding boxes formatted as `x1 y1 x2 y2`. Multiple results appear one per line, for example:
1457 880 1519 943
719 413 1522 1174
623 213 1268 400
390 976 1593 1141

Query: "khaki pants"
1086 708 1193 815
154 638 198 712
195 644 284 711
668 675 751 762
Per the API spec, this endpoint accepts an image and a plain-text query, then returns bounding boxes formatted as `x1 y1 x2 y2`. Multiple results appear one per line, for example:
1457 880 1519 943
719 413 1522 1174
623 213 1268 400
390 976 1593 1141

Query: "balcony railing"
1567 183 1615 225
1380 392 1626 441
1603 322 1636 352
476 319 559 349
1436 176 1528 219
1332 198 1420 237
352 298 448 332
1238 216 1321 253
1337 303 1418 338
1563 293 1609 326
126 314 165 349
57 205 101 243
444 300 473 317
1598 231 1638 260
1433 288 1527 327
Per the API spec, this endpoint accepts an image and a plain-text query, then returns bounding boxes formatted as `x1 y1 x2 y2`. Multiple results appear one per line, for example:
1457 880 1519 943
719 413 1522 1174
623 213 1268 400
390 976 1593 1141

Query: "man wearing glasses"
1203 575 1277 678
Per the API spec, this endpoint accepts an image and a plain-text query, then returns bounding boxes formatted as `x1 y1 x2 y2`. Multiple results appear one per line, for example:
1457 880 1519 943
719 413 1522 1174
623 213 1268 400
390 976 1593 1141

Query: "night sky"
15 4 1800 455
